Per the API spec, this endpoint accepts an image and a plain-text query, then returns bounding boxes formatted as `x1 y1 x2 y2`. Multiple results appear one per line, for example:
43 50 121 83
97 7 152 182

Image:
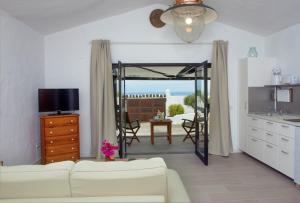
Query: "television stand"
40 114 80 164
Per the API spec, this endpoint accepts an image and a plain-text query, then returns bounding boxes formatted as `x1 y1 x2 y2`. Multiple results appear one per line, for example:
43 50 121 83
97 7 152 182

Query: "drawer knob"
49 131 53 134
51 150 54 153
51 160 54 163
70 120 74 123
72 156 75 159
281 137 289 142
266 133 273 136
49 121 53 124
71 138 75 141
281 150 289 155
50 141 54 144
70 129 74 132
252 128 257 131
266 144 273 149
251 138 258 142
72 147 75 150
267 122 274 125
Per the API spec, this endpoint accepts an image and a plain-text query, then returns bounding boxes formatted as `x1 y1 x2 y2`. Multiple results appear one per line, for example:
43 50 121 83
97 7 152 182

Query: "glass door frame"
113 61 126 158
112 61 211 162
195 62 210 165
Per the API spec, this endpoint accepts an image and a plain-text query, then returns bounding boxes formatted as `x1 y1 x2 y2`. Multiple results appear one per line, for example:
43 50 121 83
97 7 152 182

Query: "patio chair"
123 112 141 145
182 114 204 144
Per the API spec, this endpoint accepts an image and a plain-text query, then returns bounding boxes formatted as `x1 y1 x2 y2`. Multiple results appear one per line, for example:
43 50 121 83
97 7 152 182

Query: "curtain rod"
90 41 213 45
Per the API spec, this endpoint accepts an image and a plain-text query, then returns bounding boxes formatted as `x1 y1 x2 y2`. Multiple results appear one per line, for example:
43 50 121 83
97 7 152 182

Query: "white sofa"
0 158 191 203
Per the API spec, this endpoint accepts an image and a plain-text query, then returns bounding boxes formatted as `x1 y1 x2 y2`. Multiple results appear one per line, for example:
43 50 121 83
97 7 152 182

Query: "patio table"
149 119 172 145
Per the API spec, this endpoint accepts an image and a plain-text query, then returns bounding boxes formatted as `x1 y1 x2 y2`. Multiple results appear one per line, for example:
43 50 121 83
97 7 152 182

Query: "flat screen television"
38 89 79 114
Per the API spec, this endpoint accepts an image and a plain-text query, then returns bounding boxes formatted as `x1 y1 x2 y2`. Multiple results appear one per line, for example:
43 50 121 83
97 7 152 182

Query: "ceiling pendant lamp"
160 0 218 43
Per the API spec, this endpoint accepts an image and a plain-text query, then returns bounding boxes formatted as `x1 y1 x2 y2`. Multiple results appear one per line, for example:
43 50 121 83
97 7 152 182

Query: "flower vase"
105 156 115 161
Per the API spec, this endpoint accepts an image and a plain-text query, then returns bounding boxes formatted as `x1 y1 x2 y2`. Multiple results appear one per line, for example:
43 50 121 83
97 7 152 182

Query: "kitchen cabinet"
244 115 295 179
245 58 276 87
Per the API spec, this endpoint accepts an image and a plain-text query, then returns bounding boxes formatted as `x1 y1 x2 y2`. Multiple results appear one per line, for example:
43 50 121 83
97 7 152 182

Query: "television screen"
38 89 79 113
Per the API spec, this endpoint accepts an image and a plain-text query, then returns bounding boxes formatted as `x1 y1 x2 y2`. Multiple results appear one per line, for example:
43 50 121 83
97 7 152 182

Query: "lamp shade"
161 3 218 43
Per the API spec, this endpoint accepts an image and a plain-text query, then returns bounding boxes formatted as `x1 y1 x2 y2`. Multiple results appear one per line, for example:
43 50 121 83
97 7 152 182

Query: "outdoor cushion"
184 121 194 128
125 121 139 129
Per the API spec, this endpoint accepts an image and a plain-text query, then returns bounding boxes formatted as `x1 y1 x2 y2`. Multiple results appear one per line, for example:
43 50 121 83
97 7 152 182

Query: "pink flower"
100 139 119 158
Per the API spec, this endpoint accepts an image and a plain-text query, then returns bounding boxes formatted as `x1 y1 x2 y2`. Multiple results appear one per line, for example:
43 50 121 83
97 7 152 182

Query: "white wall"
265 23 300 78
45 4 265 156
0 9 44 165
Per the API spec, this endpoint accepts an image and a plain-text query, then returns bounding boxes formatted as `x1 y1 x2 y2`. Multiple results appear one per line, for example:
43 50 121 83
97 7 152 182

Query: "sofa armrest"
167 169 191 203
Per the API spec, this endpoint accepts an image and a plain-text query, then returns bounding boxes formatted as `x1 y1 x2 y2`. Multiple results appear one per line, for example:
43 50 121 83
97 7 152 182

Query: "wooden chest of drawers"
40 114 80 164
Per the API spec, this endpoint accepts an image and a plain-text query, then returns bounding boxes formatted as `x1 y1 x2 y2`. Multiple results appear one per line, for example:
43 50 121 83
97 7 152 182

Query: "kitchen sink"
283 119 300 122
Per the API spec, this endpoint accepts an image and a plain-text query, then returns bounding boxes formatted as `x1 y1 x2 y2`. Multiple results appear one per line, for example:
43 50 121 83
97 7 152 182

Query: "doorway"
113 62 211 165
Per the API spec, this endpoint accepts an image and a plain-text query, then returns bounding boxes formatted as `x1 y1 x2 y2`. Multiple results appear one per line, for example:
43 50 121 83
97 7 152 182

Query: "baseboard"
34 159 41 165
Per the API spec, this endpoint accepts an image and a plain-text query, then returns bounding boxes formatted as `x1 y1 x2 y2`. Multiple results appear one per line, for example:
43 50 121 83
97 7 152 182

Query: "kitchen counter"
248 113 300 127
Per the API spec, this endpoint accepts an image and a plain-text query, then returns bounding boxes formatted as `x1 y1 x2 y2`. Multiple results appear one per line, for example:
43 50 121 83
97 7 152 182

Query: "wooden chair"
182 114 204 144
123 112 141 145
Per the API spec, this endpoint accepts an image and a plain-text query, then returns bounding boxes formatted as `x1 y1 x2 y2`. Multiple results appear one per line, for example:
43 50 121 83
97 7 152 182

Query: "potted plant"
100 139 119 161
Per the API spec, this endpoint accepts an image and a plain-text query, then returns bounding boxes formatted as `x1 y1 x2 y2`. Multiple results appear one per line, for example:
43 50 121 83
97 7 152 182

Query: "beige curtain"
209 40 232 157
90 40 117 158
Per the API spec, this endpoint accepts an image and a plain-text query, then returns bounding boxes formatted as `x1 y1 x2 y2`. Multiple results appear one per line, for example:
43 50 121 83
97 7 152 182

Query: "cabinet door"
278 135 295 178
263 143 278 169
248 116 263 128
277 124 295 139
248 126 264 140
247 135 255 157
264 120 278 132
264 131 278 146
247 58 276 87
247 135 264 161
279 135 294 151
278 149 294 178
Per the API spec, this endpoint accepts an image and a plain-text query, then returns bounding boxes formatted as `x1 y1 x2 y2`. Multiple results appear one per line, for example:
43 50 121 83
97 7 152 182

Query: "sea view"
125 80 195 96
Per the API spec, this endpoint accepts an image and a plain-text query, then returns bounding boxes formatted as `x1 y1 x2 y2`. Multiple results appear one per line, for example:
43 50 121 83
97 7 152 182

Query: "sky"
125 80 195 94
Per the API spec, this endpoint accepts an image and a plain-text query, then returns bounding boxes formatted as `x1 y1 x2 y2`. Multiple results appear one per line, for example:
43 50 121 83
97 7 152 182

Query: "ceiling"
0 0 300 36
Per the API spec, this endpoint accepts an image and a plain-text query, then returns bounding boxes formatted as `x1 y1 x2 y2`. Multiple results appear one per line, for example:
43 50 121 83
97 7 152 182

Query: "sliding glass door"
195 65 209 165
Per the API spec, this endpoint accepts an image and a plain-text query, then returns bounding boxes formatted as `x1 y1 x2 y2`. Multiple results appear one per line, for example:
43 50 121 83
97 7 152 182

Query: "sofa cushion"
71 158 167 198
0 196 165 203
0 161 75 199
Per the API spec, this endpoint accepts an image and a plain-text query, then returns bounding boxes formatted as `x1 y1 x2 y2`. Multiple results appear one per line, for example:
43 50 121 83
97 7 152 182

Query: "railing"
126 94 166 98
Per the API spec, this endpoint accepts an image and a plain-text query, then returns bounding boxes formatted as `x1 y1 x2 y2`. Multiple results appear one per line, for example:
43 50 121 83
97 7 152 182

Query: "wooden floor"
130 153 300 203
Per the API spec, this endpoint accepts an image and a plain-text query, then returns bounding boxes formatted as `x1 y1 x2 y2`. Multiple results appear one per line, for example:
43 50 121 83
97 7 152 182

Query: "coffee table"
150 119 172 145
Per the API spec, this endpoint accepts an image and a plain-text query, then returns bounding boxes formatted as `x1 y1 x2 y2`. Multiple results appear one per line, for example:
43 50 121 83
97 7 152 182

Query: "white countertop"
248 113 300 127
